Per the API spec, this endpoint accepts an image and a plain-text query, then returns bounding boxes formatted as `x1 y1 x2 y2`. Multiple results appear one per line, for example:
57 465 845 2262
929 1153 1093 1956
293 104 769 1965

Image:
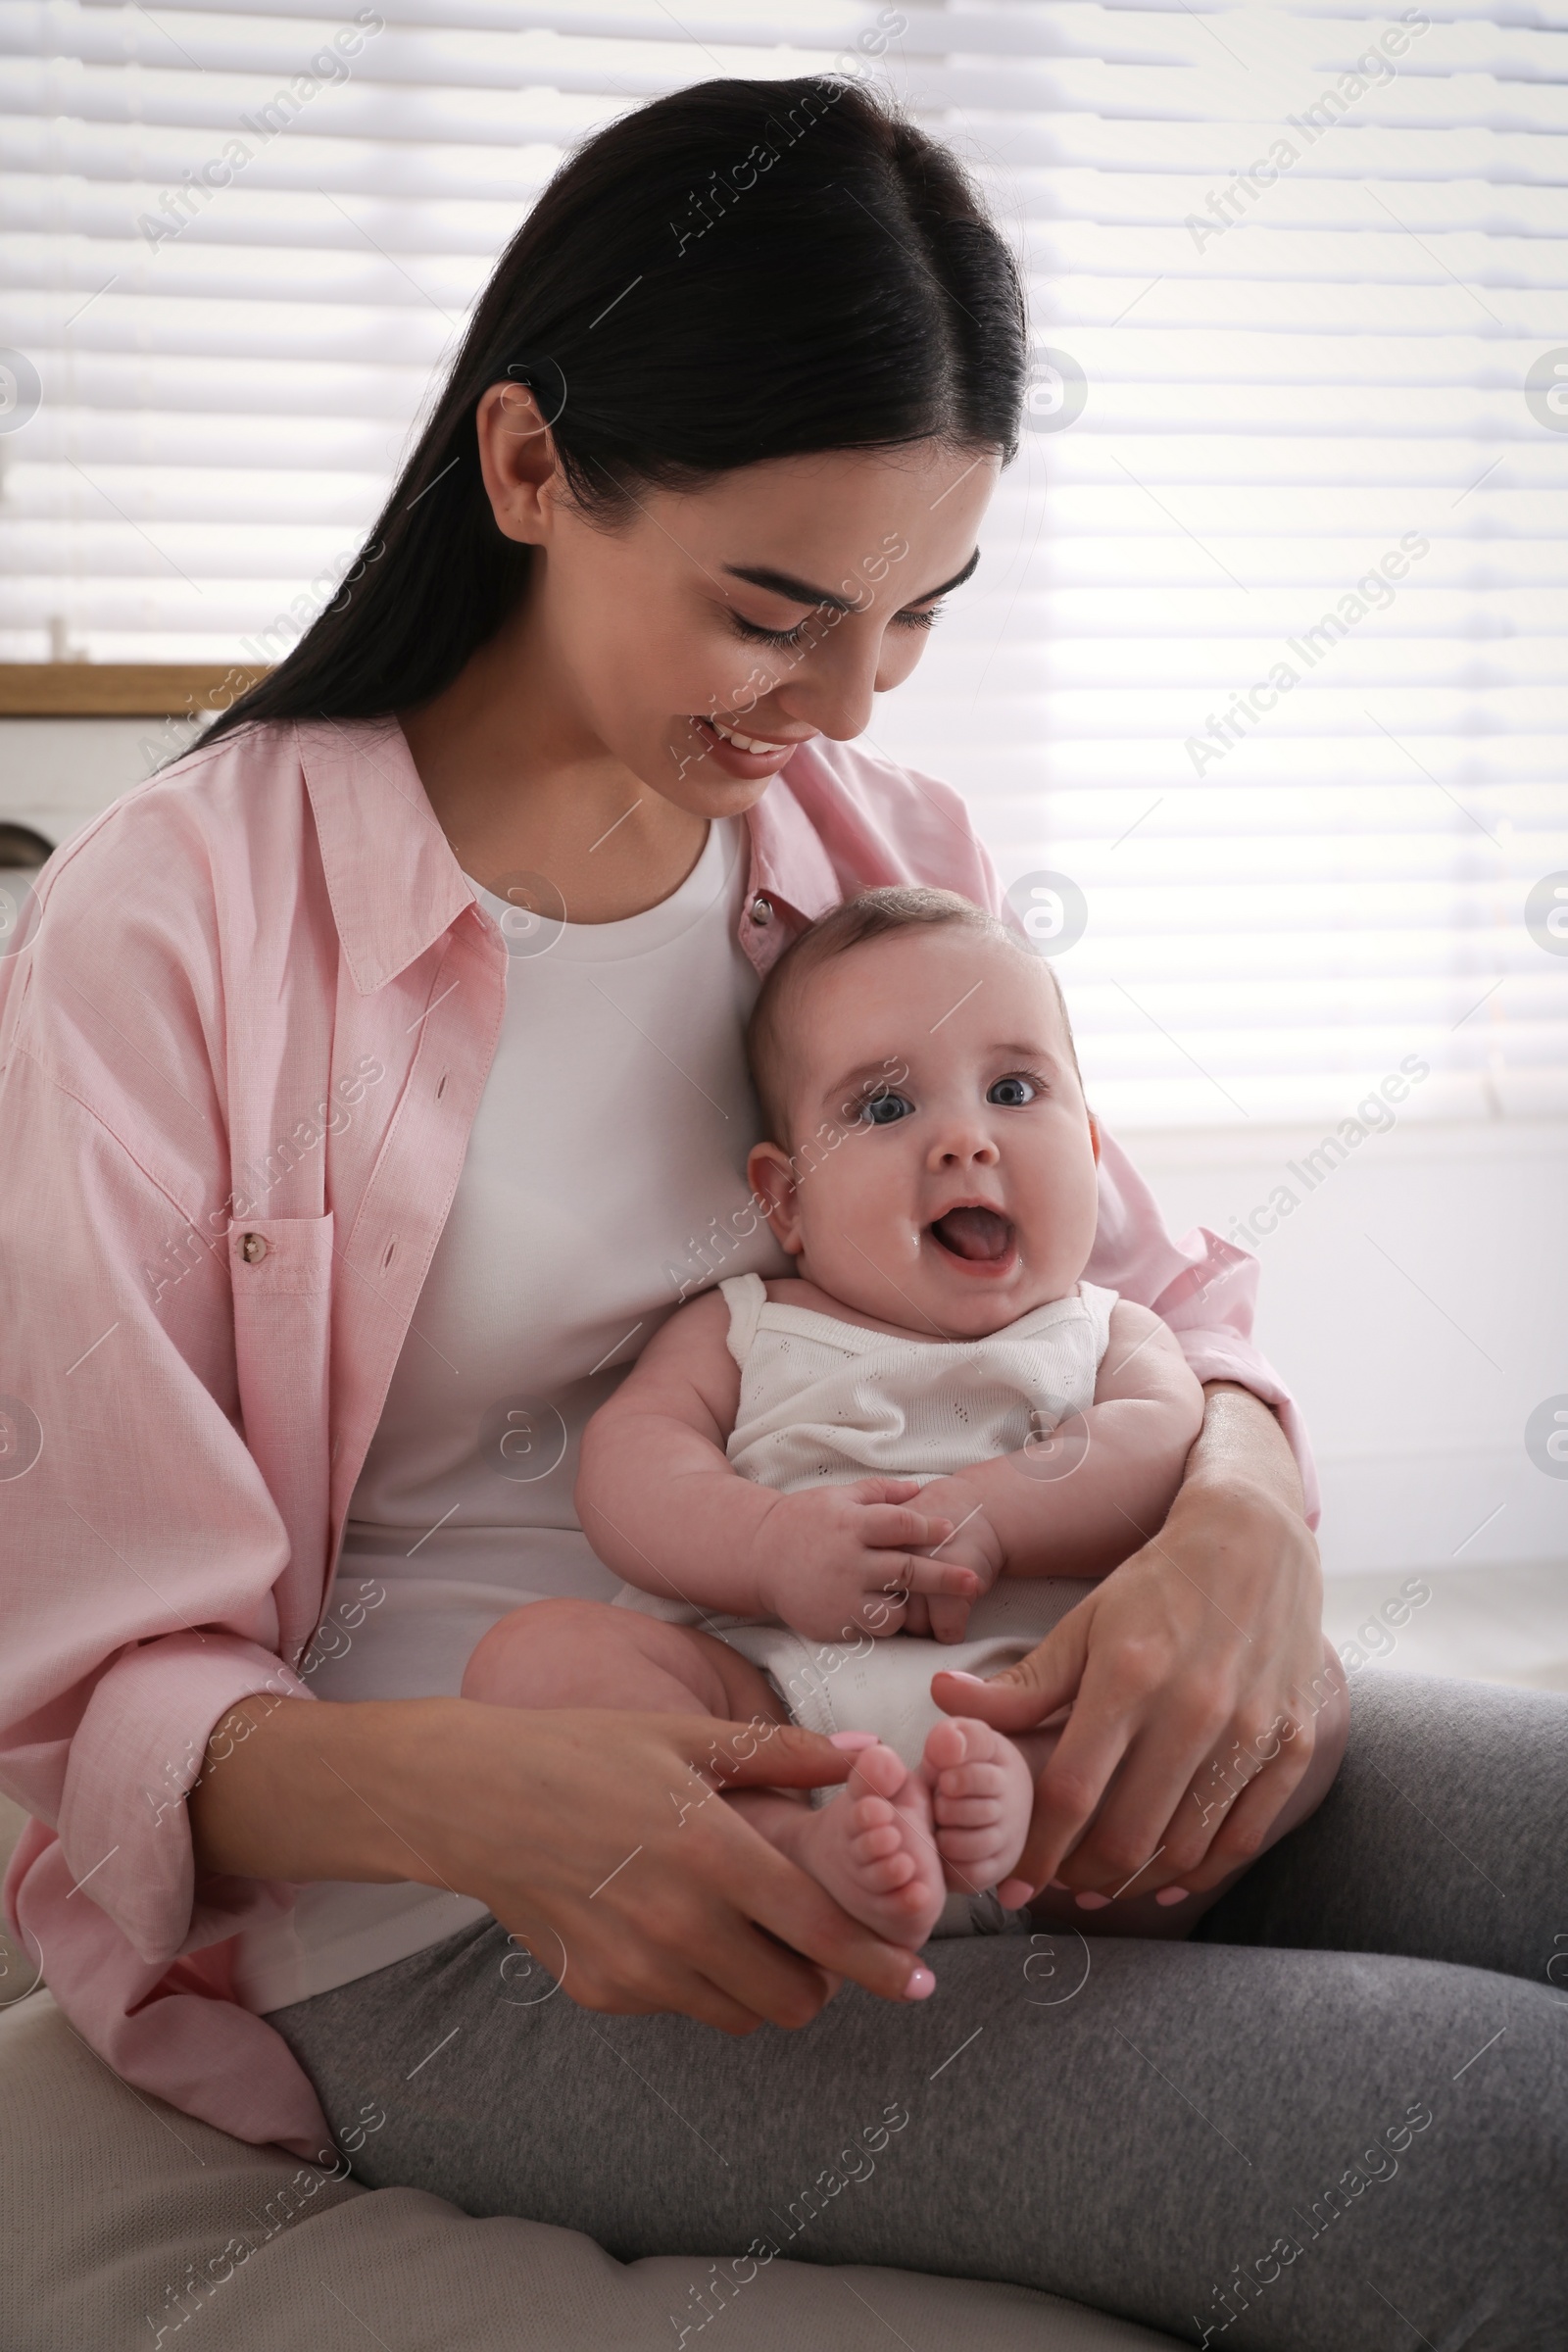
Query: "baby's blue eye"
988 1075 1039 1107
861 1091 912 1126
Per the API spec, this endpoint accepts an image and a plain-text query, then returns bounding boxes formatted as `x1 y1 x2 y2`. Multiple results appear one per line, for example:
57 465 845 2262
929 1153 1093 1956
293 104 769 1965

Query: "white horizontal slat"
926 742 1568 795
0 356 430 418
3 288 458 361
12 110 1568 198
18 456 1568 517
3 231 494 310
980 121 1568 174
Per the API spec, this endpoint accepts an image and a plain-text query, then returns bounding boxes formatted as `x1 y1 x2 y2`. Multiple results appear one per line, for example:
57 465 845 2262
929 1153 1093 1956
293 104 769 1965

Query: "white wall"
5 718 1564 1589
1 715 201 850
1132 1119 1567 1582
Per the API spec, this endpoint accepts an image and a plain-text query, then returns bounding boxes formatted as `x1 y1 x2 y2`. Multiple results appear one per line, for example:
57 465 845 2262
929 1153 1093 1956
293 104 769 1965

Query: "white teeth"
707 716 789 755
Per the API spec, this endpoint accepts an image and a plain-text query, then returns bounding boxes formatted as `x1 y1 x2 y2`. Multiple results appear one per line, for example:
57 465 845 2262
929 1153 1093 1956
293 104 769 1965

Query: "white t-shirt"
232 814 789 2014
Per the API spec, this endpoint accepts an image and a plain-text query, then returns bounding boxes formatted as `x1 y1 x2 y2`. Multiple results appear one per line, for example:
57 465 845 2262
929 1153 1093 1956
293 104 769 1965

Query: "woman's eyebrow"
722 546 981 614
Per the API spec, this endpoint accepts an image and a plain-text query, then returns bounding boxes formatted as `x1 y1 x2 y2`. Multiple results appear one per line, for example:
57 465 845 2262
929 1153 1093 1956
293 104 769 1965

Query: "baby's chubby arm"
918 1300 1206 1589
575 1289 983 1642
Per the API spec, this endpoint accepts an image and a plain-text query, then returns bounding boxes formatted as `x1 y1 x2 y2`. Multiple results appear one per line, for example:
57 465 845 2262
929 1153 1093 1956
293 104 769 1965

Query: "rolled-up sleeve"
1089 1128 1319 1525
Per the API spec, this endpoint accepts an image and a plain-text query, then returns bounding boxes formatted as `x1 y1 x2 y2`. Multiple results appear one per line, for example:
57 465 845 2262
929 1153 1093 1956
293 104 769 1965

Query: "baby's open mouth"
929 1206 1014 1264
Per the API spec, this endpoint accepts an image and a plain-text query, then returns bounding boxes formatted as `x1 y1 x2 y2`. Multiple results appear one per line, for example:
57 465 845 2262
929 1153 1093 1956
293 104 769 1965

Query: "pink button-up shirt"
0 718 1311 2156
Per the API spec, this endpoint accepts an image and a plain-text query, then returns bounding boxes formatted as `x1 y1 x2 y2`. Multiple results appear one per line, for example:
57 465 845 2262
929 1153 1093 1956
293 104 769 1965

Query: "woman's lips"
686 713 803 776
928 1206 1016 1270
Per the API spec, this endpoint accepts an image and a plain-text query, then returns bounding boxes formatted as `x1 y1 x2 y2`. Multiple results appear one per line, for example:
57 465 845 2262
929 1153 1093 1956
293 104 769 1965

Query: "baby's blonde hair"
746 884 1080 1146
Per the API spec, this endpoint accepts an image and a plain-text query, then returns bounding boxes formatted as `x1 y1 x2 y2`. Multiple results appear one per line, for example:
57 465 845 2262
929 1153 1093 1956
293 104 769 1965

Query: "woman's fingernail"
940 1670 986 1684
1075 1891 1111 1911
904 1965 937 2001
1046 1878 1069 1891
829 1731 879 1750
1155 1886 1191 1906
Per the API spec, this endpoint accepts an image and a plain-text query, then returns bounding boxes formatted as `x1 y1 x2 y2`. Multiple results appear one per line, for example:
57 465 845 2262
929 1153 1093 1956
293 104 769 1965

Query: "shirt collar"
742 742 842 928
299 716 844 994
298 718 480 995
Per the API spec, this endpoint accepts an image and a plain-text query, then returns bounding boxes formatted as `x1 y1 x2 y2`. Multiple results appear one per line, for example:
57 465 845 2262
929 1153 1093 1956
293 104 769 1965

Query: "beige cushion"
0 1798 1178 2351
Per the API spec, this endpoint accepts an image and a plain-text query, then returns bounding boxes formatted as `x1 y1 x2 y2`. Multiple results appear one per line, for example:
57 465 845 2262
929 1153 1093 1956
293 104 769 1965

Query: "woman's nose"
778 621 882 743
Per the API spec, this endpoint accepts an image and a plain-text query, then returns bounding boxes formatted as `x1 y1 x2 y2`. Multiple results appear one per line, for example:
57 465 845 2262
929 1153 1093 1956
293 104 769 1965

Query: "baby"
463 886 1347 1947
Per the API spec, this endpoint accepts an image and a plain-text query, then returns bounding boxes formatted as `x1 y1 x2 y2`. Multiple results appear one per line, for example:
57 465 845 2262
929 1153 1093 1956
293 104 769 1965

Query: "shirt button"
750 895 772 926
239 1233 268 1264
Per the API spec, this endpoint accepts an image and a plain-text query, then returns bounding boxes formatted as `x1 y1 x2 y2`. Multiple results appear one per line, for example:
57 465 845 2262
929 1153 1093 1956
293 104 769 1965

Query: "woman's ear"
747 1141 805 1255
474 382 564 547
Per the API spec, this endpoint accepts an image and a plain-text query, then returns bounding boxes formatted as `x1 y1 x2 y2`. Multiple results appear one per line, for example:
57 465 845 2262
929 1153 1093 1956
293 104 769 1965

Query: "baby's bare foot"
923 1716 1035 1905
778 1741 947 1946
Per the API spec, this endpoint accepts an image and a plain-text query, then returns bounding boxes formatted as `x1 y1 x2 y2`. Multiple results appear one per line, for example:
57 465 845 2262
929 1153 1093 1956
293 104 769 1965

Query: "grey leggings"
269 1674 1568 2350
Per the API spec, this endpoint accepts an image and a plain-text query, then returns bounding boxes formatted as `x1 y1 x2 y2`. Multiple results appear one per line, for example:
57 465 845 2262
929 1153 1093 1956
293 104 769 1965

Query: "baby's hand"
899 1475 1004 1643
747 1478 981 1642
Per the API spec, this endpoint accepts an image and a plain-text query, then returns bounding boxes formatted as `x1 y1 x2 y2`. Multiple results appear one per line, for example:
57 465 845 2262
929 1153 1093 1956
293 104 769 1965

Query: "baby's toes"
935 1763 1012 1825
857 1844 920 1895
846 1808 905 1864
936 1823 1011 1866
923 1715 973 1774
936 1755 1006 1800
846 1813 918 1887
926 1725 1034 1891
847 1742 908 1804
935 1795 1005 1835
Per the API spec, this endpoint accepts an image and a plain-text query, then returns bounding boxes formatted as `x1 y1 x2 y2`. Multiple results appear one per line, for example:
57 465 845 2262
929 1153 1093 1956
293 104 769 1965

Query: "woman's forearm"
189 1691 931 2026
1179 1379 1305 1517
188 1692 468 1885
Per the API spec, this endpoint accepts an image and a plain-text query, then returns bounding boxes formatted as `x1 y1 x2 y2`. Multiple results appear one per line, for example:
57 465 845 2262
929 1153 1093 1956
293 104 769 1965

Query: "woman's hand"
416 1704 942 2029
932 1386 1334 1899
191 1693 934 2033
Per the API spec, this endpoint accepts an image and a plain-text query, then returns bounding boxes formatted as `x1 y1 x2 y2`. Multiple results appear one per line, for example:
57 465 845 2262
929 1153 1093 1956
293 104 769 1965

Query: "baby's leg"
462 1600 950 1945
461 1595 783 1725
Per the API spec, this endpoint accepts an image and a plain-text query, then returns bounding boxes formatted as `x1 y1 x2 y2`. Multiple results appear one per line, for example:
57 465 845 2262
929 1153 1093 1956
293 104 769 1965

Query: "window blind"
3 0 1565 1127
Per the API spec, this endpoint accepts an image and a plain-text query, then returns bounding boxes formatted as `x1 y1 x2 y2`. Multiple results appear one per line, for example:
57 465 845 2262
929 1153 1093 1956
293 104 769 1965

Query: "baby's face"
750 926 1100 1339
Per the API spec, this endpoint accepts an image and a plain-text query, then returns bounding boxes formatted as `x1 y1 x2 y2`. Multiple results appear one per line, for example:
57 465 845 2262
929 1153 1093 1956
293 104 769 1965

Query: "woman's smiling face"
476 391 1001 810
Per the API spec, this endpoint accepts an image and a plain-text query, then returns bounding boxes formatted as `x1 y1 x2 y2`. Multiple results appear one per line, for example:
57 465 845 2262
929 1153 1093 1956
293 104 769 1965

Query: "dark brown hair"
202 74 1026 744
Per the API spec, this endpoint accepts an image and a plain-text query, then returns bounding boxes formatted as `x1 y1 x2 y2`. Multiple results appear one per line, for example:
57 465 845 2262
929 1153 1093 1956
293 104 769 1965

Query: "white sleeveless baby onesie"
615 1272 1118 1931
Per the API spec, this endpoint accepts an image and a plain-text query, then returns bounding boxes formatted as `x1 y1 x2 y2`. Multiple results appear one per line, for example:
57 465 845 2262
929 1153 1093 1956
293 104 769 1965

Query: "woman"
1 76 1562 2348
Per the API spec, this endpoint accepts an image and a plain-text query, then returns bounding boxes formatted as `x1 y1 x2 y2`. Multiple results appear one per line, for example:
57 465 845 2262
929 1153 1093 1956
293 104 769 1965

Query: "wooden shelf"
0 664 268 716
